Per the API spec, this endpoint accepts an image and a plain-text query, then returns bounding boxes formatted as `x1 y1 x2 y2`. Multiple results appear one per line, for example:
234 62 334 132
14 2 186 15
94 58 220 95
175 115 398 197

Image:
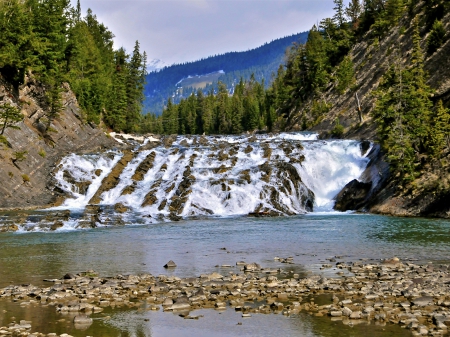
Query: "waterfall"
46 133 370 229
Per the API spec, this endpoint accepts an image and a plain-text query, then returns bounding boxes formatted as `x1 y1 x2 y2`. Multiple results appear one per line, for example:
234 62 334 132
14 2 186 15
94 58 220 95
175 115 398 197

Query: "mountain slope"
144 32 308 115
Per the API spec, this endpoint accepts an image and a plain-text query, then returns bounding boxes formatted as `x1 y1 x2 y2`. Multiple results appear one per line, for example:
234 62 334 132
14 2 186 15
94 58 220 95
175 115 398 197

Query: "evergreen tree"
333 0 346 27
335 55 355 93
0 0 35 88
346 0 362 30
125 41 146 132
372 19 434 181
0 102 23 135
429 100 450 156
427 19 446 55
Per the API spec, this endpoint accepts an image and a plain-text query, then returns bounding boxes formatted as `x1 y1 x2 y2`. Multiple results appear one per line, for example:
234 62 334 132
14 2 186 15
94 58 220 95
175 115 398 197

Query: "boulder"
334 179 372 211
164 260 177 268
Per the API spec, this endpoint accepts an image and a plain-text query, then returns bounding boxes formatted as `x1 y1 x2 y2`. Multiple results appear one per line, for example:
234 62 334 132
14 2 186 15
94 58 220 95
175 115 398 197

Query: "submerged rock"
164 260 177 268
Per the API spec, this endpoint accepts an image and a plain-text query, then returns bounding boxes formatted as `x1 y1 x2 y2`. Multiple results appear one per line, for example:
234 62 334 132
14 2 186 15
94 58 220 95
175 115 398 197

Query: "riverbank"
1 258 449 337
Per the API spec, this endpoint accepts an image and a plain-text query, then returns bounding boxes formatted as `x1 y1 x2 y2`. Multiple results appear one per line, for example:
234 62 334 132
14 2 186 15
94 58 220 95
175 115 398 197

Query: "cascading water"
16 133 372 231
300 140 372 211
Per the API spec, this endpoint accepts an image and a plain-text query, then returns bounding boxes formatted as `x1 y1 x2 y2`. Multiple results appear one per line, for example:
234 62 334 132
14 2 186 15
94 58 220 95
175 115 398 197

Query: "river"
1 133 449 336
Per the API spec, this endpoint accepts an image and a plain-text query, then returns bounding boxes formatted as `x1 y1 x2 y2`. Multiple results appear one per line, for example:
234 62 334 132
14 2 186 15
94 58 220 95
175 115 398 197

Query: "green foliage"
38 149 46 158
0 103 23 135
331 117 345 137
0 135 8 147
21 173 30 183
0 0 146 134
13 150 27 162
336 56 355 93
427 20 446 55
372 20 436 182
428 100 450 157
8 171 13 178
142 76 269 135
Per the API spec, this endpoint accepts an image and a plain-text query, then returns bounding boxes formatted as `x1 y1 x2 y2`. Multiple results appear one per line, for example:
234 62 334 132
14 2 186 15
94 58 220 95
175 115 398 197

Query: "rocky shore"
1 258 450 336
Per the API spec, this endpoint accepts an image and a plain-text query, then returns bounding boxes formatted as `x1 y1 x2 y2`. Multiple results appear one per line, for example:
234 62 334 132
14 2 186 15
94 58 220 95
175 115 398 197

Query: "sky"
71 0 336 66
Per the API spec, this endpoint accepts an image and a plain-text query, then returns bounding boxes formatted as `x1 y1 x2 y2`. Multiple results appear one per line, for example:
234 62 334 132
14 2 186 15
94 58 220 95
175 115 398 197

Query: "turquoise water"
1 213 450 336
1 214 450 287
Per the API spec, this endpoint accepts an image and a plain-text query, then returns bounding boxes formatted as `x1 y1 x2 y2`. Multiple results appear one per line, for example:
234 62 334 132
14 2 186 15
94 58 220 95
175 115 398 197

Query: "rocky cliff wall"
308 7 450 140
0 75 116 209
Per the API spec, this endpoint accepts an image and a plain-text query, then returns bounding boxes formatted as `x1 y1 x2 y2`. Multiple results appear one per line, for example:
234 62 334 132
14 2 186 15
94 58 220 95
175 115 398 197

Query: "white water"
49 133 371 228
300 140 371 211
52 151 123 210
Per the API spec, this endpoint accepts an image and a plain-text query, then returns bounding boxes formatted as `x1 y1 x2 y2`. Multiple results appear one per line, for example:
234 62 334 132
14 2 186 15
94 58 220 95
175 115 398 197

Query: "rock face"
334 179 372 211
0 75 116 209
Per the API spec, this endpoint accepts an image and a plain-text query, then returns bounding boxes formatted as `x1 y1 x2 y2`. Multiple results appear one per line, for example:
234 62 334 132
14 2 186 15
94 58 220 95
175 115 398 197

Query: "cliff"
303 8 450 139
0 74 116 209
316 6 450 218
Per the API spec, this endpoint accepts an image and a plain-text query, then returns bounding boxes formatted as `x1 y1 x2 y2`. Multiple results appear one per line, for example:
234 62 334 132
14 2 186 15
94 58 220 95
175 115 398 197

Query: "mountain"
146 59 167 73
143 32 309 115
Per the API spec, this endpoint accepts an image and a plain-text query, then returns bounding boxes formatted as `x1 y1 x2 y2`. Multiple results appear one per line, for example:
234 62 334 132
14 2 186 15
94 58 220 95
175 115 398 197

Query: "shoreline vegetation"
1 257 450 336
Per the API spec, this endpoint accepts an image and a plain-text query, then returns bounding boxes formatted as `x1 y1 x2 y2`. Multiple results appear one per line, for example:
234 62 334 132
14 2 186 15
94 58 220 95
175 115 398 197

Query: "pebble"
1 257 450 337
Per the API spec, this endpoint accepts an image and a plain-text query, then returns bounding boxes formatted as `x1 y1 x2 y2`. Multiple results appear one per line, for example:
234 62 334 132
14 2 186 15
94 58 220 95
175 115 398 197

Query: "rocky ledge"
1 258 450 336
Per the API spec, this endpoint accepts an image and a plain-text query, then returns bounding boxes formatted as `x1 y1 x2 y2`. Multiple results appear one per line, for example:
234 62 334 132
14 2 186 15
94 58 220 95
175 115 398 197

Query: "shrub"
13 151 27 162
427 20 446 55
38 149 46 158
0 135 8 147
331 118 345 137
22 174 30 183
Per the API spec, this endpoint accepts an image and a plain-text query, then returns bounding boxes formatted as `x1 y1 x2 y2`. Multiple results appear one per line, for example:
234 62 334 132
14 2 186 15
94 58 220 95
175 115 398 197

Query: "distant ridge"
144 31 309 115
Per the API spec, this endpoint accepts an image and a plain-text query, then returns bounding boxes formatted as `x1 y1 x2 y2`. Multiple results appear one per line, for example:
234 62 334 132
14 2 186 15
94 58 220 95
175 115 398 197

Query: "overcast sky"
72 0 335 66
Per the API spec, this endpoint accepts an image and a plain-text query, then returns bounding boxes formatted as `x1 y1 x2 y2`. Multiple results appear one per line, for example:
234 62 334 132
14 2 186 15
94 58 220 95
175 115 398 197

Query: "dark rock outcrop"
334 179 372 211
334 143 390 212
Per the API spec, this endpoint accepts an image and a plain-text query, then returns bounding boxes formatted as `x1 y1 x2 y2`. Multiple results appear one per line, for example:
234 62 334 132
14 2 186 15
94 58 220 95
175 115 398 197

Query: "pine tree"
429 100 450 156
333 0 346 27
336 55 355 93
125 41 146 133
372 18 434 181
346 0 362 30
0 0 35 87
427 19 446 55
0 102 23 135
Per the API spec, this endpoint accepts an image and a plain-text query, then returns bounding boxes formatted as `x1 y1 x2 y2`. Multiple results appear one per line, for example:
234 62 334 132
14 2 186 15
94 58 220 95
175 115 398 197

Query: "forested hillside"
143 32 308 115
0 0 146 135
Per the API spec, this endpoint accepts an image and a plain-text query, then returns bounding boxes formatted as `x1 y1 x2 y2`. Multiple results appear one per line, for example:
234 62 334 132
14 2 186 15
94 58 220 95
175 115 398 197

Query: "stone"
164 260 177 268
342 307 353 317
350 311 362 319
244 263 261 272
412 296 434 307
63 273 76 280
73 315 93 324
333 179 373 211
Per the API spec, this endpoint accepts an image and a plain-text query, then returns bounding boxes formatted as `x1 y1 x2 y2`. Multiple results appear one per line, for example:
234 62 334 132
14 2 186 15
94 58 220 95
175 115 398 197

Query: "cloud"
73 0 335 65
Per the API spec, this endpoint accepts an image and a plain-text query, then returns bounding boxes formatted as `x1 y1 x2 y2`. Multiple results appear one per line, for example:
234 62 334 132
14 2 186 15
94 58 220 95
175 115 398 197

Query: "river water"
1 133 449 336
1 214 450 336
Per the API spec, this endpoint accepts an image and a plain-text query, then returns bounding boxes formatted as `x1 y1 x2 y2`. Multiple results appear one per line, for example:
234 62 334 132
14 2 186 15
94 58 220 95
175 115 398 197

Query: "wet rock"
73 315 93 325
50 221 64 231
63 273 76 280
89 150 135 204
114 203 129 213
164 260 177 268
244 263 261 272
334 179 372 211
